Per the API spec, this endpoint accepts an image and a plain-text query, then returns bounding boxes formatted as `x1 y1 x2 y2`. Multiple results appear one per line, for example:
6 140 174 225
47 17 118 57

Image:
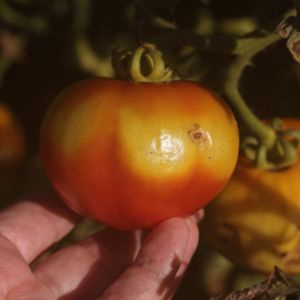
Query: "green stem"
112 44 173 82
73 0 113 76
224 32 280 149
0 1 47 34
129 44 172 82
147 9 295 55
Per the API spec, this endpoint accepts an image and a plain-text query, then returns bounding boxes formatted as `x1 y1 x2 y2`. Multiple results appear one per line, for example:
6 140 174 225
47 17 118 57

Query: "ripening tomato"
202 119 300 274
41 78 239 230
0 102 25 165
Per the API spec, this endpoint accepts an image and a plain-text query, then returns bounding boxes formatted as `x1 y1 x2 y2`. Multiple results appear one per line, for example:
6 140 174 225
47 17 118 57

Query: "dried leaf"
210 267 300 300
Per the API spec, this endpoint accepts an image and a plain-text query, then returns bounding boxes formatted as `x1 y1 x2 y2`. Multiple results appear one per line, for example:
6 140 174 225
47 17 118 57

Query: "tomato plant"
202 118 300 274
1 1 300 298
41 77 239 230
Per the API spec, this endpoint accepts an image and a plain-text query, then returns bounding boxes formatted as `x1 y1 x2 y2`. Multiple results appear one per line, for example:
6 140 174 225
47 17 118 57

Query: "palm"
0 193 200 300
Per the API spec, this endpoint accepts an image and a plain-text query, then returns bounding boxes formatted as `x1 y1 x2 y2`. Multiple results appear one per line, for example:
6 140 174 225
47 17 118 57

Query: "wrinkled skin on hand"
0 192 202 300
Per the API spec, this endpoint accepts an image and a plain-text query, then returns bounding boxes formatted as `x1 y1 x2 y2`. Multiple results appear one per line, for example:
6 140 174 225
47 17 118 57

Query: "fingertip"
182 217 200 264
187 209 205 225
99 217 199 300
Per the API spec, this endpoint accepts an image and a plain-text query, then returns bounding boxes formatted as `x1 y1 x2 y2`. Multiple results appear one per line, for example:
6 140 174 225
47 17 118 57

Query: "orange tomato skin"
202 119 300 274
41 78 239 230
0 103 25 165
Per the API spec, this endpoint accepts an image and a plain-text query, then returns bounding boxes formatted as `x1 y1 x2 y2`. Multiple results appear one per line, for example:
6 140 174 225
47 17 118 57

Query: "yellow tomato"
202 119 300 274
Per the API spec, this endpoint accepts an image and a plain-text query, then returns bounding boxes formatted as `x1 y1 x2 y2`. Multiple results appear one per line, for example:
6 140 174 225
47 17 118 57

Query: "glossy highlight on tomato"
202 119 300 274
41 78 239 230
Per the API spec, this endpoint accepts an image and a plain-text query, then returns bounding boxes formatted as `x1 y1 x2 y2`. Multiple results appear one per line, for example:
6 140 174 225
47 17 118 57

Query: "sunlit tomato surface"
41 78 239 230
202 119 300 274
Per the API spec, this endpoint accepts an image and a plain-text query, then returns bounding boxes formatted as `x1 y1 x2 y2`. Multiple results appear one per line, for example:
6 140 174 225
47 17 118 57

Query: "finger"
188 208 204 224
168 218 200 294
99 217 199 300
0 191 80 262
0 234 55 300
34 228 143 300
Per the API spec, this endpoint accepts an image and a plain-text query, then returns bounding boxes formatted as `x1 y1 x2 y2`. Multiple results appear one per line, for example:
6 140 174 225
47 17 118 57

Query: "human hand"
0 192 202 300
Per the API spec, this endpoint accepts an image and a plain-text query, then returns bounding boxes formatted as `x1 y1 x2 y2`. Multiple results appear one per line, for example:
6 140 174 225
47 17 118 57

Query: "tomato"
0 103 25 208
202 119 300 274
0 102 25 165
40 78 239 230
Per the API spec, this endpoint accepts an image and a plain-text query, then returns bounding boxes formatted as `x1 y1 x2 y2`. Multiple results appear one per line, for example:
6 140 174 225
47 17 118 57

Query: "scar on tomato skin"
187 123 211 148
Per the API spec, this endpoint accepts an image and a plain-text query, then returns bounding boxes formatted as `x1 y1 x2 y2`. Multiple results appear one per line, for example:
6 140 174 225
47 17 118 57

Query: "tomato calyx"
112 43 173 83
241 119 300 170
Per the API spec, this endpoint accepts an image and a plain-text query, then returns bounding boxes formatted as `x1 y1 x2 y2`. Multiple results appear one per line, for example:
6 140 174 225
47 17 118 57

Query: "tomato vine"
72 0 300 170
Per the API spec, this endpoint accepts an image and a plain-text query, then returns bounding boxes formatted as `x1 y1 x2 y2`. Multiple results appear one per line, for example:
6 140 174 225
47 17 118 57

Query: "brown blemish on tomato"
192 131 203 140
187 123 211 149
